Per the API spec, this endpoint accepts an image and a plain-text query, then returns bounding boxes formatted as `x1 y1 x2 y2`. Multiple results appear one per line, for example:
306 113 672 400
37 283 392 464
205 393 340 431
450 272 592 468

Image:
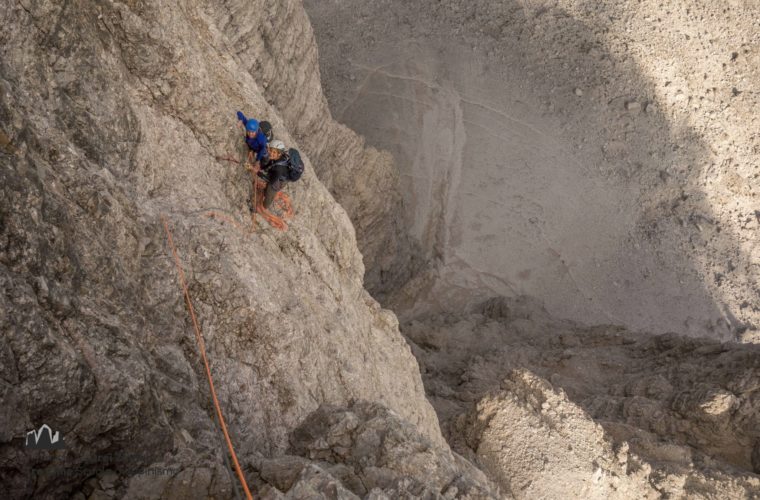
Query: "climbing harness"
161 216 253 500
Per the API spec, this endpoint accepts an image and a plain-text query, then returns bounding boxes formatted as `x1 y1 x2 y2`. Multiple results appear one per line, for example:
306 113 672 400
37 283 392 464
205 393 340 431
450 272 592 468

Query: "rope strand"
212 151 294 232
161 215 253 500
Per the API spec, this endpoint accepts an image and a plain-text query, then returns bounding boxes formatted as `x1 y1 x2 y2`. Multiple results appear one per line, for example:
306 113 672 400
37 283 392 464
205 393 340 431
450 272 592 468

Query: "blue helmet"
245 119 259 133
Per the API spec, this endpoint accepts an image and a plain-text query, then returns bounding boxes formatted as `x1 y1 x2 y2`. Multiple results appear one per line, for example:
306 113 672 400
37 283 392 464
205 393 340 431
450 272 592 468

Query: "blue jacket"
237 111 269 162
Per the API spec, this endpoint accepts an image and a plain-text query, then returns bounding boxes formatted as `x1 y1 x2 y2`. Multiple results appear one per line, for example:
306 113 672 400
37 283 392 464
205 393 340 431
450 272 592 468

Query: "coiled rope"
213 153 294 232
251 176 294 231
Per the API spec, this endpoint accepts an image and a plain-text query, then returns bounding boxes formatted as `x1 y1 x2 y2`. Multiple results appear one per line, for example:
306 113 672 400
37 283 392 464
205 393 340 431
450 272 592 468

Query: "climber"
258 140 305 208
236 111 269 166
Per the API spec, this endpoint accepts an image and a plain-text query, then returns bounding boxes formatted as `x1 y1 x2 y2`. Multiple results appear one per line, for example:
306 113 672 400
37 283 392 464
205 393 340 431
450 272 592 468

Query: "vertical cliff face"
3 0 759 498
305 0 760 341
0 0 448 497
203 0 421 296
302 0 760 496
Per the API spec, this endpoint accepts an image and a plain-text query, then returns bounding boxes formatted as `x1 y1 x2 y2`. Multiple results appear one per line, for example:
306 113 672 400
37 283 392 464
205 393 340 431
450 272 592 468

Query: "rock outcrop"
459 370 760 499
403 296 760 498
205 0 420 295
252 402 500 498
0 0 442 497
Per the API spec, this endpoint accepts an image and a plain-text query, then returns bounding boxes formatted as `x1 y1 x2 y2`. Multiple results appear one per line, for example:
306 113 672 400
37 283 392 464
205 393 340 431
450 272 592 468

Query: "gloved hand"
236 111 246 123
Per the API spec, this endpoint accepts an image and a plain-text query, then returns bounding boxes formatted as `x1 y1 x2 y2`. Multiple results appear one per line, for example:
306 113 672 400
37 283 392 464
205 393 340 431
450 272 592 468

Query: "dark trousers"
264 178 285 208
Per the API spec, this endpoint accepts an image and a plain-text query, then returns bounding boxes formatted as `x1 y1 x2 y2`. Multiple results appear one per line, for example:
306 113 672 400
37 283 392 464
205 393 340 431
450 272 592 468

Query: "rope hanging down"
161 216 253 500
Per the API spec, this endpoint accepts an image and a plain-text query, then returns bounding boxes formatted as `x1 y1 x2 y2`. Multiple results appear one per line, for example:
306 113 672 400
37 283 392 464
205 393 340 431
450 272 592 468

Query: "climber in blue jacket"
236 111 269 166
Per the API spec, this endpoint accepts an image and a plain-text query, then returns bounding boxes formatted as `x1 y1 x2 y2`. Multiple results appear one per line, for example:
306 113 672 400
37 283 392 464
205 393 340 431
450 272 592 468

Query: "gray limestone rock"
287 401 501 498
0 0 440 497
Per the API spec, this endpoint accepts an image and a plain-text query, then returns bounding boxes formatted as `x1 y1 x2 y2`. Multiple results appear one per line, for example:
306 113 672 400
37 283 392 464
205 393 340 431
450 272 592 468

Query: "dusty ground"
305 0 759 341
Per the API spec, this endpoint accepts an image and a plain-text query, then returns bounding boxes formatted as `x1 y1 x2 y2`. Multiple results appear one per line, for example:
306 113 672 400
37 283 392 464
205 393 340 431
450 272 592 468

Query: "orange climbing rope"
161 216 253 500
204 210 255 236
251 175 294 231
214 155 242 165
211 151 295 232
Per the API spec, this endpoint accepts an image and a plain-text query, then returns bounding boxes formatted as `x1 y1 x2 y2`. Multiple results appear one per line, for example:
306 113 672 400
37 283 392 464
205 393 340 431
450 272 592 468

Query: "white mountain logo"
25 424 66 450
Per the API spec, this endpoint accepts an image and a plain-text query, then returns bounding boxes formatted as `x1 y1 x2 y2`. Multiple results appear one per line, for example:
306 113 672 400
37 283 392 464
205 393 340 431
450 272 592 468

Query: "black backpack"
287 148 304 181
260 121 274 142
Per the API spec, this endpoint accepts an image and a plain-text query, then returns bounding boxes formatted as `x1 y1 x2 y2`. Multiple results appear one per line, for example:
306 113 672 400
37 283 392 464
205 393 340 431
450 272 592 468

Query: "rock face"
204 0 420 295
403 296 760 498
460 369 760 499
3 0 760 498
0 0 443 497
252 402 500 498
461 370 660 499
305 0 760 340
